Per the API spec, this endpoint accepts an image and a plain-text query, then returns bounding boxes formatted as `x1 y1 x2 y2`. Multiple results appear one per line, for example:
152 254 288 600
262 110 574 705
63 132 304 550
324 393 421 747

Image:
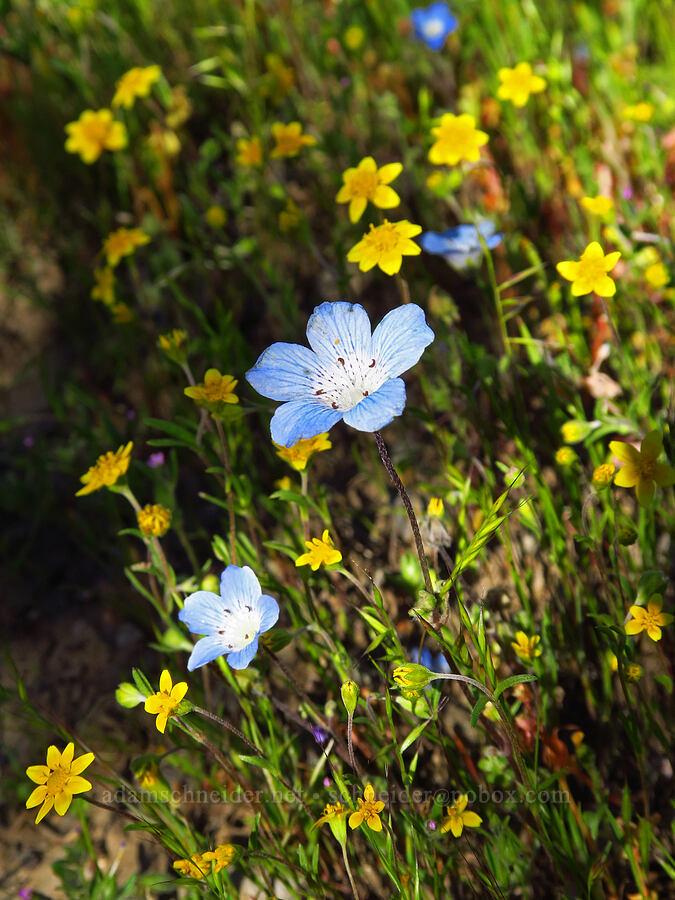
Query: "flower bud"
393 663 433 690
115 682 146 708
340 680 359 716
200 574 220 593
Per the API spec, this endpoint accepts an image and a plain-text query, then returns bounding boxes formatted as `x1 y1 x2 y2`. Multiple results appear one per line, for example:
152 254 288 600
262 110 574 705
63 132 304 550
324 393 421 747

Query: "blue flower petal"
179 590 225 635
270 398 344 447
371 304 434 378
227 635 259 670
419 231 455 254
220 564 262 612
342 377 406 432
187 634 229 671
258 594 280 632
245 342 322 401
306 301 372 362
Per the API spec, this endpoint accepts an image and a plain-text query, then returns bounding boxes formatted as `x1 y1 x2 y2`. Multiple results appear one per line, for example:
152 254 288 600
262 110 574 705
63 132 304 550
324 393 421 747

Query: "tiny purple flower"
428 819 437 831
311 725 329 745
147 452 165 468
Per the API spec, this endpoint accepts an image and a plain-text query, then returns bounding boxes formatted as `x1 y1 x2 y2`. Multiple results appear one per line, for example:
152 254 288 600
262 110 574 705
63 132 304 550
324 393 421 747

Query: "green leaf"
494 673 537 699
238 754 275 771
400 719 431 754
470 694 490 727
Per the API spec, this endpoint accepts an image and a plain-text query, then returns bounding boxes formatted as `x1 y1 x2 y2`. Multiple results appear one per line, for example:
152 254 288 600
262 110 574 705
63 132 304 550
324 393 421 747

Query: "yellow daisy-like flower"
158 328 188 363
348 784 385 832
103 227 150 267
26 742 95 824
236 136 263 167
201 843 236 873
429 113 488 166
91 267 115 306
592 463 615 489
347 219 422 275
625 595 673 642
496 62 547 107
112 65 161 109
645 261 669 289
64 109 127 164
137 503 172 537
621 102 654 122
166 85 192 129
609 430 675 507
427 497 444 517
111 302 135 324
511 631 542 661
76 442 133 496
173 853 208 879
295 529 342 570
555 447 577 467
274 433 332 471
439 794 483 838
556 241 621 297
580 195 614 217
205 205 227 228
279 198 302 232
313 800 349 830
336 157 403 223
144 670 188 734
270 122 316 159
184 369 239 410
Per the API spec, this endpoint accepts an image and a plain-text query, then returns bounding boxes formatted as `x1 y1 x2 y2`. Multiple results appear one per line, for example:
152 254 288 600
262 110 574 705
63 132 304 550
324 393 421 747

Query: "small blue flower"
409 644 451 674
419 220 502 269
411 2 458 51
246 301 434 447
179 565 279 671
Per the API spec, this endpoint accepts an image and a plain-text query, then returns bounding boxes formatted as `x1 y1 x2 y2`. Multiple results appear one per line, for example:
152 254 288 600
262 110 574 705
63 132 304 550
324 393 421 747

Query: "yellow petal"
46 745 61 770
35 797 54 824
379 253 403 276
61 743 75 767
159 670 172 693
450 817 463 837
171 681 188 703
613 465 639 487
349 196 367 223
592 275 616 297
348 811 363 829
455 794 468 813
609 441 640 465
636 477 655 507
359 156 376 171
556 261 580 282
640 430 662 461
372 185 400 209
378 162 402 184
145 694 164 714
363 784 375 801
571 279 592 296
155 713 168 734
26 785 48 808
646 624 662 641
336 184 352 203
653 462 675 486
462 812 483 828
54 790 73 816
366 814 383 831
625 619 643 635
26 765 50 785
66 775 92 795
602 251 621 271
70 752 95 775
582 242 604 260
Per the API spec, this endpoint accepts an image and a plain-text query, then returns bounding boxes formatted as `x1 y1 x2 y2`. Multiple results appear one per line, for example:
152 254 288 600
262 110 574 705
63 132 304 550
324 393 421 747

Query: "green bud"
617 520 638 546
340 680 359 716
115 682 146 708
160 625 194 652
392 663 433 690
201 574 220 593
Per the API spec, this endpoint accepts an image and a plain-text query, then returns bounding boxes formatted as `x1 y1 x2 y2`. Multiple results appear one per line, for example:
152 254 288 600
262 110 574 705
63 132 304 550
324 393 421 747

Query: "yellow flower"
427 497 444 517
76 442 133 496
146 124 180 159
274 433 332 471
560 421 587 444
144 670 188 733
496 62 546 107
592 463 615 489
137 763 161 790
555 447 577 467
344 26 365 50
270 122 316 159
295 529 342 570
429 114 488 166
111 302 135 324
205 205 227 228
645 261 669 289
279 198 301 232
112 65 161 109
137 503 172 537
184 369 239 410
621 102 654 122
393 663 434 690
556 241 621 297
347 219 422 275
625 595 673 642
91 267 115 306
609 430 675 506
440 794 482 837
65 109 127 164
625 663 643 682
511 631 542 661
103 227 150 267
580 195 614 217
275 476 292 491
158 328 188 363
173 854 207 879
166 85 192 129
201 843 236 872
336 157 403 223
349 784 385 832
313 801 348 829
26 742 95 824
236 136 263 167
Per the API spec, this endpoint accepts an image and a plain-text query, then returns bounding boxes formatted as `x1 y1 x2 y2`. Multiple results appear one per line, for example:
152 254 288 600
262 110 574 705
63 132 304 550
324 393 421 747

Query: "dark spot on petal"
337 357 345 366
245 605 251 611
245 634 249 639
228 643 233 649
363 390 369 396
369 359 376 367
331 401 338 409
315 389 324 395
218 630 224 634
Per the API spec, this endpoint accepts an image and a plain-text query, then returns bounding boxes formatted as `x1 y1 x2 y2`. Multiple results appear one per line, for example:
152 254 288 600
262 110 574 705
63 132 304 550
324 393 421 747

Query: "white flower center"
312 350 389 412
423 18 444 38
217 605 262 651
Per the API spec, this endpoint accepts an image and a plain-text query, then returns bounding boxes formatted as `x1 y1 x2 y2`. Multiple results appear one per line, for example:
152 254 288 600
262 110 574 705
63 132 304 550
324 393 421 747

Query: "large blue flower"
245 301 434 447
419 220 502 269
411 2 458 51
179 565 279 671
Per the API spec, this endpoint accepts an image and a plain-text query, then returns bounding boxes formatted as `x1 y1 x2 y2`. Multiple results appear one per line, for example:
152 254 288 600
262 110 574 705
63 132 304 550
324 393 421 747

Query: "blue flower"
245 301 434 447
409 645 451 674
179 565 279 671
411 2 458 51
419 221 502 269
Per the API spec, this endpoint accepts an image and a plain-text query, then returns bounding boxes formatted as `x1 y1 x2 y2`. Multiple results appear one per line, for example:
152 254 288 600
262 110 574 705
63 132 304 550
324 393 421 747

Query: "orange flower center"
348 169 379 198
364 222 402 254
46 766 70 796
638 458 656 479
